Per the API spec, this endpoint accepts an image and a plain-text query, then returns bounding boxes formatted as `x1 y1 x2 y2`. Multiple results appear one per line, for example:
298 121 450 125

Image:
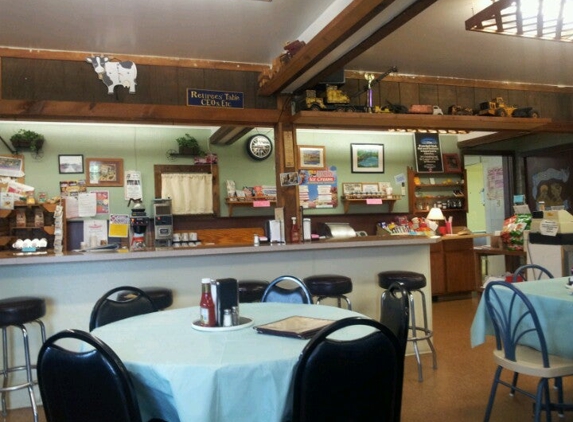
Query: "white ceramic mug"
173 233 181 242
181 232 190 241
190 232 198 241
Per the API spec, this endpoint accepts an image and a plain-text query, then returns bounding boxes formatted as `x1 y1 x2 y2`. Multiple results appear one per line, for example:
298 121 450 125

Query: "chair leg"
555 377 564 417
484 366 503 422
510 372 519 396
533 378 551 422
417 289 437 369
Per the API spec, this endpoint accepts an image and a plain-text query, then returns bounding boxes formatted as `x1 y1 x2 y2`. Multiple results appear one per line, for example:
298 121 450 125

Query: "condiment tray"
192 317 253 332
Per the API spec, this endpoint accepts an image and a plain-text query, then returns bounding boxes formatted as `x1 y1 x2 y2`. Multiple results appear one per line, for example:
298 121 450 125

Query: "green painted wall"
0 121 460 218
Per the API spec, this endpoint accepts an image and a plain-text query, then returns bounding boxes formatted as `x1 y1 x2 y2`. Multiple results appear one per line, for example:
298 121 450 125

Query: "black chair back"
380 281 410 355
37 329 143 422
512 264 554 282
292 317 404 422
261 275 313 304
89 286 158 331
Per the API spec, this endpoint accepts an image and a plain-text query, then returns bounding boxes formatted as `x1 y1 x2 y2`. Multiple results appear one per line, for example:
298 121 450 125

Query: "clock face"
246 135 273 161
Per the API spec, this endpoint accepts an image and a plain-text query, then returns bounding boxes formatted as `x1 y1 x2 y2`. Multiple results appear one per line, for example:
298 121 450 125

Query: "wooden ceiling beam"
258 0 399 96
210 126 254 145
301 0 438 93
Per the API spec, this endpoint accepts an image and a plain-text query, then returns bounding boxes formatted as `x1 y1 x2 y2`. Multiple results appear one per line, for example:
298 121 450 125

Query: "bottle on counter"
199 278 216 327
290 216 300 243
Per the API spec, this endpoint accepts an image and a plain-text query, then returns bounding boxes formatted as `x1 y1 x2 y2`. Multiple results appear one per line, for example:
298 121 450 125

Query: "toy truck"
301 85 366 112
478 97 539 118
408 104 443 115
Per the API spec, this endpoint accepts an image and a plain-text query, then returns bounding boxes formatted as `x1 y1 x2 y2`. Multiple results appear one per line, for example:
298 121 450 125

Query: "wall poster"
298 166 338 209
525 150 572 211
414 133 443 173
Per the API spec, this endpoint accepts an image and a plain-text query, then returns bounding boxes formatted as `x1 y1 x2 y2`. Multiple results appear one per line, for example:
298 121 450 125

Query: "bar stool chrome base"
378 271 437 382
1 297 47 422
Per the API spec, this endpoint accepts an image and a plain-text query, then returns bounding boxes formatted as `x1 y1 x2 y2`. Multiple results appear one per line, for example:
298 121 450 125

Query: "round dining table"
92 302 366 422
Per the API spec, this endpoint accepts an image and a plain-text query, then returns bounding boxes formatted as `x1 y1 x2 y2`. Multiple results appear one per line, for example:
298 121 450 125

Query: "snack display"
500 214 531 251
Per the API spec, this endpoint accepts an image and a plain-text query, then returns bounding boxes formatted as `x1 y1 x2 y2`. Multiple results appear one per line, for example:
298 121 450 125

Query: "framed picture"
298 146 326 169
361 183 379 193
58 154 84 174
342 183 363 195
86 158 124 187
443 153 462 172
351 143 384 173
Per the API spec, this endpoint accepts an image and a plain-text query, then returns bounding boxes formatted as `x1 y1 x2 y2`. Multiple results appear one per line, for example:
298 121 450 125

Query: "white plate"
192 317 253 332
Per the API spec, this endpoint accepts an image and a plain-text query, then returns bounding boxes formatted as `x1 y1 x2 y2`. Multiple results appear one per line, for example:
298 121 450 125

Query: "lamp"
426 207 445 235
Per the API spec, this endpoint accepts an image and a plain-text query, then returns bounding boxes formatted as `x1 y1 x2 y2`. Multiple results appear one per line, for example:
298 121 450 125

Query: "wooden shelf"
292 111 551 132
341 196 402 213
225 198 276 216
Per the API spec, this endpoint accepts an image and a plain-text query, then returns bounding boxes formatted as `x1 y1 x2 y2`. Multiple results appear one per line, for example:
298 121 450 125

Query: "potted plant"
10 129 45 152
176 133 205 156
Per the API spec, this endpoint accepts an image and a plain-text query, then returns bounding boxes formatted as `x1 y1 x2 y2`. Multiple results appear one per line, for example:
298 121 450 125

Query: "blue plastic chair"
483 281 573 421
512 264 554 283
261 275 313 304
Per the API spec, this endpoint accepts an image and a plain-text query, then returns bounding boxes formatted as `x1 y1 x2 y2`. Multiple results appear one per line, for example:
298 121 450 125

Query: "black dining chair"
89 286 158 331
37 329 166 422
483 281 573 421
512 264 554 283
292 317 404 422
261 275 313 304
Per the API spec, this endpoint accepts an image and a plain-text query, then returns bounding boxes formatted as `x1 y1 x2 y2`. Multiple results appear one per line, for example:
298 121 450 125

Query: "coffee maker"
129 199 149 251
153 198 173 248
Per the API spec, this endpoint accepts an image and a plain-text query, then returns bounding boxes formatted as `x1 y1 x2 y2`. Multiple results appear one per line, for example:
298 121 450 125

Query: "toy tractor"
478 97 539 118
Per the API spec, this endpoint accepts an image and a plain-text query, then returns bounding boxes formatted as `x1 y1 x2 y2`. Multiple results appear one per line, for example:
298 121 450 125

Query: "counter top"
0 235 438 266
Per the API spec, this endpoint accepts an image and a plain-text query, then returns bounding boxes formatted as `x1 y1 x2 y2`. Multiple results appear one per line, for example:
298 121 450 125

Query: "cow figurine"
86 56 137 95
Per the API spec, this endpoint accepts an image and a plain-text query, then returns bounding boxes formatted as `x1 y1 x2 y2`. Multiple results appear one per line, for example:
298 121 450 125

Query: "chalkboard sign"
414 134 443 173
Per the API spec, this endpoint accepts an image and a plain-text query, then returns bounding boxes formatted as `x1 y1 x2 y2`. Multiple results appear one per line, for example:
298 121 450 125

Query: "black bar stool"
303 274 352 310
238 280 269 303
0 296 47 422
116 287 173 310
378 270 437 382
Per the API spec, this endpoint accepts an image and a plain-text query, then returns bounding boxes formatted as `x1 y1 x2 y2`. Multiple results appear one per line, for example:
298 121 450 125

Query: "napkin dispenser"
318 222 356 239
265 219 285 243
214 278 238 327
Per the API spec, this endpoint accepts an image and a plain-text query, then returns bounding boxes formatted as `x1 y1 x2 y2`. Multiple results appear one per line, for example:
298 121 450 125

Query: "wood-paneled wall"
1 57 276 110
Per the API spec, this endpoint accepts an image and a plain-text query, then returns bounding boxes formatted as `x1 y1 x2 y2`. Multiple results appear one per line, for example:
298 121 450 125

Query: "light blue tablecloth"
470 278 573 358
92 302 365 422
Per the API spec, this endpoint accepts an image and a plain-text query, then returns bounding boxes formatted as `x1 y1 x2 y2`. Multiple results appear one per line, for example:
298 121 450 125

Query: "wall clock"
246 134 273 161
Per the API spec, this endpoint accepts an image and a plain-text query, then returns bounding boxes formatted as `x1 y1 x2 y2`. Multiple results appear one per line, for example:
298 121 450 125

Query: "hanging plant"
10 129 45 152
175 133 206 156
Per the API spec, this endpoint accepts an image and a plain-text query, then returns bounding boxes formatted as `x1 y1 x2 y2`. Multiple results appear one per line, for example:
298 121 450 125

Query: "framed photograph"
298 146 326 169
443 153 462 172
342 183 362 195
58 154 84 174
361 183 379 193
351 144 384 173
86 158 124 187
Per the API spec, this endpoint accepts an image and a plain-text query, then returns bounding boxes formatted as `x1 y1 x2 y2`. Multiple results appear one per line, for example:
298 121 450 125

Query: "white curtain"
161 173 213 215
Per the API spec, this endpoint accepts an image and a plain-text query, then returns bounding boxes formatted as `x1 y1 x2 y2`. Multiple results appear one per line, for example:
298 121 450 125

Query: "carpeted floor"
4 296 573 422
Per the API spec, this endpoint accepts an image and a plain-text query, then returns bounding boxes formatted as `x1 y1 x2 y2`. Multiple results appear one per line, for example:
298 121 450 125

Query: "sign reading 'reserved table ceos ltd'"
186 89 244 109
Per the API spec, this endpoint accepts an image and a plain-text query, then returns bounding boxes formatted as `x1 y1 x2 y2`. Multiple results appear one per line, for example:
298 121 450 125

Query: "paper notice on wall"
64 197 79 219
83 219 108 244
78 192 97 217
125 170 143 201
109 214 130 238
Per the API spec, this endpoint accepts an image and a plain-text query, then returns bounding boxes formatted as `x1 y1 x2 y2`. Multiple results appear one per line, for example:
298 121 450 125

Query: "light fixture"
426 207 446 235
466 0 573 43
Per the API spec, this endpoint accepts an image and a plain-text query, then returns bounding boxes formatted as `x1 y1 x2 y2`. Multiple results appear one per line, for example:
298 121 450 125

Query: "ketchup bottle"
199 278 216 327
290 216 300 243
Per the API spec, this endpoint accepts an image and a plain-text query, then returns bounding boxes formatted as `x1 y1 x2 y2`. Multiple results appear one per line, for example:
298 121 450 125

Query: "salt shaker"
223 309 232 327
